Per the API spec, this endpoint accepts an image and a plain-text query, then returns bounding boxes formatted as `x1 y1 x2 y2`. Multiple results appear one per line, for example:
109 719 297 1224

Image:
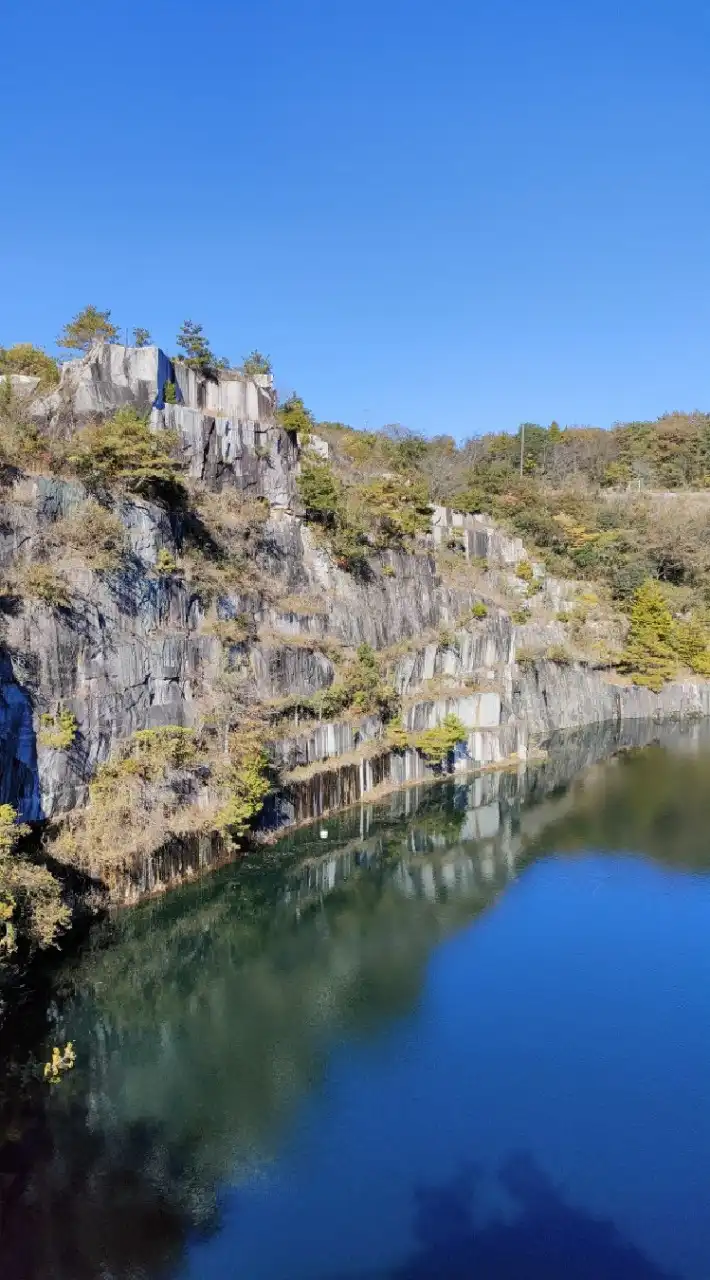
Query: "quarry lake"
4 722 710 1279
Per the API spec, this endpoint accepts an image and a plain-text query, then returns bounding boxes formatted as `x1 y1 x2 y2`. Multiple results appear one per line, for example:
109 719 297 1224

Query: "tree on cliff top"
241 350 272 378
278 394 315 436
176 320 215 373
57 305 119 353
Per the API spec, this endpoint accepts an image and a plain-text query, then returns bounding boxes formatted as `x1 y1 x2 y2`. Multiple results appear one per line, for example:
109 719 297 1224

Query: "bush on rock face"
56 499 127 571
54 725 272 884
353 477 432 548
297 457 343 528
0 805 69 958
414 714 467 764
67 409 184 502
38 709 78 750
21 564 71 609
297 447 432 573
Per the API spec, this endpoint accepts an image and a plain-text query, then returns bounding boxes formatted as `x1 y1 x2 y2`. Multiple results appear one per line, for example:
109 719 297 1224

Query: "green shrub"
54 723 270 882
511 609 528 624
516 559 534 583
328 522 370 574
438 627 459 652
470 601 488 619
130 726 199 774
354 476 432 546
163 379 177 403
279 394 315 435
39 709 78 750
515 647 539 667
0 804 69 956
454 486 487 514
57 499 126 571
545 644 572 665
133 328 152 348
0 412 53 472
67 408 184 501
673 616 710 676
311 642 397 720
154 548 180 576
0 343 59 389
210 617 251 646
620 579 676 691
387 718 410 750
297 457 343 528
414 714 467 764
241 350 273 378
382 564 396 578
213 725 271 841
609 554 655 601
22 564 71 609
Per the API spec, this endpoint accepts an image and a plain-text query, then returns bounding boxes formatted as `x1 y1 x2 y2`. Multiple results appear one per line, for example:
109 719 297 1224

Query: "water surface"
3 723 710 1279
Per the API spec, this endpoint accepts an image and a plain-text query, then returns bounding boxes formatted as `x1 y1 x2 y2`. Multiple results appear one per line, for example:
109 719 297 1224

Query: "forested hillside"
292 406 710 605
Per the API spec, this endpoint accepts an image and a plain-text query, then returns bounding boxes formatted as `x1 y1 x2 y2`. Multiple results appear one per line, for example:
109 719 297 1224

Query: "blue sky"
1 0 709 439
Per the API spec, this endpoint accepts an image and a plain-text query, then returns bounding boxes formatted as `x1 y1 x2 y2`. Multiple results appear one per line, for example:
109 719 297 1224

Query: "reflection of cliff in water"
346 1154 678 1279
527 720 710 870
2 718 708 1280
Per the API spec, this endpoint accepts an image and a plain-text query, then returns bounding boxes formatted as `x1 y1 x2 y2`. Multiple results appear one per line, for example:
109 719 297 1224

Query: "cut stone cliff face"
1 341 708 898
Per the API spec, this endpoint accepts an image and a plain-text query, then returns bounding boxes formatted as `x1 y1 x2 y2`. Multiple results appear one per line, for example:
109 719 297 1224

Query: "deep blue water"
3 730 710 1279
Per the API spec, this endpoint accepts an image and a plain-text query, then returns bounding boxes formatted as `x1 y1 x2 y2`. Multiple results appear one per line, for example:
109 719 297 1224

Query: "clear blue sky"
1 0 708 439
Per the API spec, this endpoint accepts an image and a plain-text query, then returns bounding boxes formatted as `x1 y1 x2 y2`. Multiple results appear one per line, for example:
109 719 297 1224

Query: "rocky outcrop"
2 341 710 894
430 505 526 565
513 660 710 734
36 342 297 508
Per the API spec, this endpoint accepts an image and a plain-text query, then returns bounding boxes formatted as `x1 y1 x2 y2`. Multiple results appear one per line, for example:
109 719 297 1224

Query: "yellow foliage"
552 513 598 549
44 1042 76 1084
0 804 68 954
39 708 78 750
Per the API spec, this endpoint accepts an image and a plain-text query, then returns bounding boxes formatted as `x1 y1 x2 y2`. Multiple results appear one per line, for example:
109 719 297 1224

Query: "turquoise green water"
3 726 710 1278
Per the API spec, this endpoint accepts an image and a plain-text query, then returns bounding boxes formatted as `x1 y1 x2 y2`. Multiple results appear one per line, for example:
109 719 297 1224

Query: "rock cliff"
1 342 708 900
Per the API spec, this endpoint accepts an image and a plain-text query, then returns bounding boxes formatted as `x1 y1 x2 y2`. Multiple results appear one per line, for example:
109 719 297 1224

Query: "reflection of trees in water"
527 734 710 870
353 1154 677 1280
2 720 706 1280
1 1100 195 1280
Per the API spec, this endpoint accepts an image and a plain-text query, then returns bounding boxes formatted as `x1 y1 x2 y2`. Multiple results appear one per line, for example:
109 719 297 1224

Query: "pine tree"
620 579 676 691
673 615 710 676
176 320 214 372
57 306 119 352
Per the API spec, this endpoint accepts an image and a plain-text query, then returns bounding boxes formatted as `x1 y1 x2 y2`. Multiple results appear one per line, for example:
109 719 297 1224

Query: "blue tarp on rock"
152 349 184 410
0 653 43 821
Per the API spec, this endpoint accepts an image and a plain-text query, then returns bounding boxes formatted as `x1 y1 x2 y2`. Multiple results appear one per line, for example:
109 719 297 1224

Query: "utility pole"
519 422 525 477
